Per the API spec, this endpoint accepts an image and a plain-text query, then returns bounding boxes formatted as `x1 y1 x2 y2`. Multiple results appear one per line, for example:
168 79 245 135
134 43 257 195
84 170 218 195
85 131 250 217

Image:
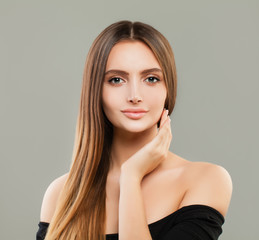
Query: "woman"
37 20 232 240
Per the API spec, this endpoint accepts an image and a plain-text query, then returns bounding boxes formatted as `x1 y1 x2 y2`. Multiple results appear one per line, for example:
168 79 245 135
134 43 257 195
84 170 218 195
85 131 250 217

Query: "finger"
155 113 171 144
161 121 172 151
161 114 170 130
156 129 172 157
160 116 172 142
160 109 169 129
166 118 172 148
158 109 167 128
157 117 172 144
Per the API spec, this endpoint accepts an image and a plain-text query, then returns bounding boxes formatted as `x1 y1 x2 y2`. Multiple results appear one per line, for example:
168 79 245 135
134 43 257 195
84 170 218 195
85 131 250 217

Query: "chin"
118 121 158 134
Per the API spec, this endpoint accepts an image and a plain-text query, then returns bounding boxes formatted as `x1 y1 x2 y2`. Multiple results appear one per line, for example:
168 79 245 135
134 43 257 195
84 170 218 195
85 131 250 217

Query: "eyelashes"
145 76 160 83
108 77 124 85
107 76 161 86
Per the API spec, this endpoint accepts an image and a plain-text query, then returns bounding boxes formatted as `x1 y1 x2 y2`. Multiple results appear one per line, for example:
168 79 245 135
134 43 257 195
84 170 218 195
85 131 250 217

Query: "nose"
128 95 142 104
127 80 143 104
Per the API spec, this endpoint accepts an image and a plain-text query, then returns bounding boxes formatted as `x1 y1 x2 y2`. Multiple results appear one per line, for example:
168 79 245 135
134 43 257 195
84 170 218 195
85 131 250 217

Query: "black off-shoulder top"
36 204 225 240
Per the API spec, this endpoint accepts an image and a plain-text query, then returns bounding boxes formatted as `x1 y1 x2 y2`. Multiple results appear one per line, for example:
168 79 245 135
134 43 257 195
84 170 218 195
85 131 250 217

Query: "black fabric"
36 204 224 240
36 222 49 240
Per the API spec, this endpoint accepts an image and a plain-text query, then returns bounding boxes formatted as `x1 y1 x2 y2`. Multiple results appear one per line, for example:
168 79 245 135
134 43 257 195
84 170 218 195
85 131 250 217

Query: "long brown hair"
45 20 177 240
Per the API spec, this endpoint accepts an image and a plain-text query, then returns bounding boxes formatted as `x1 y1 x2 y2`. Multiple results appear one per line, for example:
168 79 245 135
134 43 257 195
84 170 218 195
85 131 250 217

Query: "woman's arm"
118 109 171 240
118 171 152 240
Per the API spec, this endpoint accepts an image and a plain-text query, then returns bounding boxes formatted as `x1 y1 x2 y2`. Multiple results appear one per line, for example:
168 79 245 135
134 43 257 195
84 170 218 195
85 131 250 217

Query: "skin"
102 40 168 173
40 40 233 239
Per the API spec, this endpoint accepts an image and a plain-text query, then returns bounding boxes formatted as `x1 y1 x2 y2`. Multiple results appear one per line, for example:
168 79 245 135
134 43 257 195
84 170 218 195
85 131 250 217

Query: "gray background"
1 0 258 239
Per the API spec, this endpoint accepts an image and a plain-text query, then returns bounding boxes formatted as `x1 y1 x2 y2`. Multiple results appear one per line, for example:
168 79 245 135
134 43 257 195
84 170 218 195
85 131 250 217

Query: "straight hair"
45 20 177 240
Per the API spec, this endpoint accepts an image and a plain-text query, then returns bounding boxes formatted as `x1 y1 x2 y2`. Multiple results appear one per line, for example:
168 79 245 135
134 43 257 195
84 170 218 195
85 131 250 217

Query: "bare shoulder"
179 159 233 217
165 153 232 217
40 172 69 223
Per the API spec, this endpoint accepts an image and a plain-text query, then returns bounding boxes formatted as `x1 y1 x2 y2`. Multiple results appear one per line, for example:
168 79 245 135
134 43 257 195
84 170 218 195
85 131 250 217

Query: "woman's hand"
120 109 172 182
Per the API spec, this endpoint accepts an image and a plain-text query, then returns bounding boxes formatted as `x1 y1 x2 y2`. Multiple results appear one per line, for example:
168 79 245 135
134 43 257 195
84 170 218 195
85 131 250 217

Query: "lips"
121 109 148 120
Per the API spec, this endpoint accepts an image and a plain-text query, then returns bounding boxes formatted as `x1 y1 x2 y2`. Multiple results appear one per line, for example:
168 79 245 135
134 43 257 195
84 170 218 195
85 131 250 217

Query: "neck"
109 125 158 173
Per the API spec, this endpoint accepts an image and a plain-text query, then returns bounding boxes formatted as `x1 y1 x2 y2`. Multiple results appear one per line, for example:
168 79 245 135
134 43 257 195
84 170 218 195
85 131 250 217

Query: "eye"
145 76 160 84
108 77 124 85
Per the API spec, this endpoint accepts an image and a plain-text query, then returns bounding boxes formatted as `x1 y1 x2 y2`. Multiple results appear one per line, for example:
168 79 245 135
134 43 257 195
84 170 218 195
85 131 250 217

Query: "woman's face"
102 40 167 133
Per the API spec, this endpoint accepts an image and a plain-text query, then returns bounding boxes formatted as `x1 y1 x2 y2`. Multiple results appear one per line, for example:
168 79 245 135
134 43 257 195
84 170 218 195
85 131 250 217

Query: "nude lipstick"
121 108 148 120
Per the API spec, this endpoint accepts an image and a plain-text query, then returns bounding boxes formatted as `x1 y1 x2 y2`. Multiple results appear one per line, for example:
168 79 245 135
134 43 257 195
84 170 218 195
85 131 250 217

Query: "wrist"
120 164 142 183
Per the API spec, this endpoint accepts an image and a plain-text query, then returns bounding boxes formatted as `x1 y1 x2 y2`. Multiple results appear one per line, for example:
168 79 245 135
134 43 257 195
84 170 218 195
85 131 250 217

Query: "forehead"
105 40 161 71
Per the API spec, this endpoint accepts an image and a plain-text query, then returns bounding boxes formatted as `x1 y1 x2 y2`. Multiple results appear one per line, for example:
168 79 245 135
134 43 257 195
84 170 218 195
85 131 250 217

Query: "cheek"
145 87 167 108
102 88 120 119
144 88 167 122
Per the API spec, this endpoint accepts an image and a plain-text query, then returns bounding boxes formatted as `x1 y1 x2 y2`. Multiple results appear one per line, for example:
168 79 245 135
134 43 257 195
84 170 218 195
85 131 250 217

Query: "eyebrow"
104 68 163 77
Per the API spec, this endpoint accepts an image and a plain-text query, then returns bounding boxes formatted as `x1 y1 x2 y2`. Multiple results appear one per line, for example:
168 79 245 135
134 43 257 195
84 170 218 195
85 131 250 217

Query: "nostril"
128 95 142 103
